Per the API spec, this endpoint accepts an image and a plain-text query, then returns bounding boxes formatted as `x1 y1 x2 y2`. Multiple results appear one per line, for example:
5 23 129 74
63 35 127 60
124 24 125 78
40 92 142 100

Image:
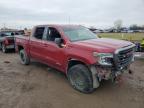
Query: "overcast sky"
0 0 144 29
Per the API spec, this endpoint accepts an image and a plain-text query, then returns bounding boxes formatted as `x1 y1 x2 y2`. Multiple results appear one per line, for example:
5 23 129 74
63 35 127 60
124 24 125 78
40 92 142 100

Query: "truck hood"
73 38 133 53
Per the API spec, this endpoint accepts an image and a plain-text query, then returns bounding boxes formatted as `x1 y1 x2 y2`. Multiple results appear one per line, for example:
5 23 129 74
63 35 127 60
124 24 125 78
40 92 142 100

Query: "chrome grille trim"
114 44 136 70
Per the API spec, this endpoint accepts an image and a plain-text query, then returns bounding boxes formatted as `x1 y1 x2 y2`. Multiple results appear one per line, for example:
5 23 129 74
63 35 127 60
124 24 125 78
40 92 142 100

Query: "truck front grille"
114 44 135 70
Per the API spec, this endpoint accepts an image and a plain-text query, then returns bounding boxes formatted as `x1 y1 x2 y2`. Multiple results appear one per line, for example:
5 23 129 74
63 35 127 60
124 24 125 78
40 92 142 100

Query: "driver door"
42 27 66 71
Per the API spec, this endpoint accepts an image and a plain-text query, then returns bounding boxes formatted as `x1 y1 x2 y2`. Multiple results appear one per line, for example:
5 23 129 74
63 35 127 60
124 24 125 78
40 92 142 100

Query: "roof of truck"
35 24 82 28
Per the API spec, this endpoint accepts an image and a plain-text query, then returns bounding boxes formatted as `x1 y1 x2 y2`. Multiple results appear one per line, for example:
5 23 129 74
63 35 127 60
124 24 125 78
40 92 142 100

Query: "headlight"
93 52 113 66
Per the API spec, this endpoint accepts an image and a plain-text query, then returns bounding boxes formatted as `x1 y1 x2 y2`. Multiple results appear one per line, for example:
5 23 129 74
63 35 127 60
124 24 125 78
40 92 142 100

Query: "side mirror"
54 38 63 47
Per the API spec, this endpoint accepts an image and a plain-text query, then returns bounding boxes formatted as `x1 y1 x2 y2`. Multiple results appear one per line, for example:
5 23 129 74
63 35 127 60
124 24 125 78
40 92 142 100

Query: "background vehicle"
16 25 135 93
0 30 23 53
140 38 144 52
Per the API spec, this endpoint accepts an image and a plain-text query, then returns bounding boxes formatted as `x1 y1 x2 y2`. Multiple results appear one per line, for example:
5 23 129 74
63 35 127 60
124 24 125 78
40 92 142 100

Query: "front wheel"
19 49 30 65
67 64 95 93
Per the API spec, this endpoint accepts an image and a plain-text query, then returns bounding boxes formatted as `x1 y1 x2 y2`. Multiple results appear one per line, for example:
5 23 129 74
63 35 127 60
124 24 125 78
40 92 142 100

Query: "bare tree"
114 20 123 30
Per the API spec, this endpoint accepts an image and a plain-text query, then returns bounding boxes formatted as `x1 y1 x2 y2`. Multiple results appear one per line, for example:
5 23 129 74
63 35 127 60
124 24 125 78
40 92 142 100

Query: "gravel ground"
0 51 144 108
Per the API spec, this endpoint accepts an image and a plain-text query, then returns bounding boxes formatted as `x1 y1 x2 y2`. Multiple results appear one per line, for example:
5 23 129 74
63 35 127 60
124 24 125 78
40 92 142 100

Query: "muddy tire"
19 49 30 65
2 43 7 53
67 64 95 93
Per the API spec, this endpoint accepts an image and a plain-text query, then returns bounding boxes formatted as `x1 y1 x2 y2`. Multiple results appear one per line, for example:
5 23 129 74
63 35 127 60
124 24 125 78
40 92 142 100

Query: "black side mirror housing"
54 38 63 47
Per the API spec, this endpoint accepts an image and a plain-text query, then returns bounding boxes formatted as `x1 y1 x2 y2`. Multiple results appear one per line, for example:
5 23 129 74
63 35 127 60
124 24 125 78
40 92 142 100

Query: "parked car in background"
89 28 103 34
0 30 22 53
93 29 103 34
133 30 142 33
103 30 110 33
16 25 135 93
127 30 134 33
140 38 144 52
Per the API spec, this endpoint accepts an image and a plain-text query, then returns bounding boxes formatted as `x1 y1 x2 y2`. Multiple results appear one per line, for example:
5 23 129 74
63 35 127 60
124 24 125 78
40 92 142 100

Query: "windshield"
0 32 14 37
63 26 98 42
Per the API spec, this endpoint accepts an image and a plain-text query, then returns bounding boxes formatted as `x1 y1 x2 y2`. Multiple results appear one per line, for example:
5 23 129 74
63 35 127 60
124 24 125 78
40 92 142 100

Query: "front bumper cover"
90 65 129 88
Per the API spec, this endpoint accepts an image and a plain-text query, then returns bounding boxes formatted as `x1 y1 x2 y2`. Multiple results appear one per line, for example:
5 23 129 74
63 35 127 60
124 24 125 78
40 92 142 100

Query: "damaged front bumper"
90 65 130 88
96 65 129 81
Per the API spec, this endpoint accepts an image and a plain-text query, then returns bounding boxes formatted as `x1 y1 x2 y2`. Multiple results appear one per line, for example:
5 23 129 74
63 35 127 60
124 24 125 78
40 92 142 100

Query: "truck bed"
16 35 29 45
15 35 30 52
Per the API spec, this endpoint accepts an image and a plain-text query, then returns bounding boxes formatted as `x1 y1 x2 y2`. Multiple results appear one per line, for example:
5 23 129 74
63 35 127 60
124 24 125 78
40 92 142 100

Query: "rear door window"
34 27 45 39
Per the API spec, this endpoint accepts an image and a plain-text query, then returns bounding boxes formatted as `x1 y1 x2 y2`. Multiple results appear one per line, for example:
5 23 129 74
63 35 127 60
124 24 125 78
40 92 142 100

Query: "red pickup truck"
16 25 135 93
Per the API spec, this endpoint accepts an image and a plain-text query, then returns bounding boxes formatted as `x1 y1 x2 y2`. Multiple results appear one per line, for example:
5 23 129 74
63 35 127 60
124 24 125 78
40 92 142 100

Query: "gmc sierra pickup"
16 25 135 93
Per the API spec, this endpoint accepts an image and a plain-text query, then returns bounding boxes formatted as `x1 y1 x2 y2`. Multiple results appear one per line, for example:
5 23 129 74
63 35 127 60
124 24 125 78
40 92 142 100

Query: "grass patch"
98 33 144 42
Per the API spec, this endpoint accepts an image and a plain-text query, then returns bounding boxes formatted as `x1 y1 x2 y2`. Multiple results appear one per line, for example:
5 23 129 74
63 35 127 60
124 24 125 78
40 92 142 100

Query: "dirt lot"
0 51 144 108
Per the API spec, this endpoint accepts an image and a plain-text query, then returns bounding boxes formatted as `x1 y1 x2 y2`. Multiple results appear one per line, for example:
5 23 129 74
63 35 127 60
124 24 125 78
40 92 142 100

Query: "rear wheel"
19 49 30 65
2 43 7 53
67 64 95 93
